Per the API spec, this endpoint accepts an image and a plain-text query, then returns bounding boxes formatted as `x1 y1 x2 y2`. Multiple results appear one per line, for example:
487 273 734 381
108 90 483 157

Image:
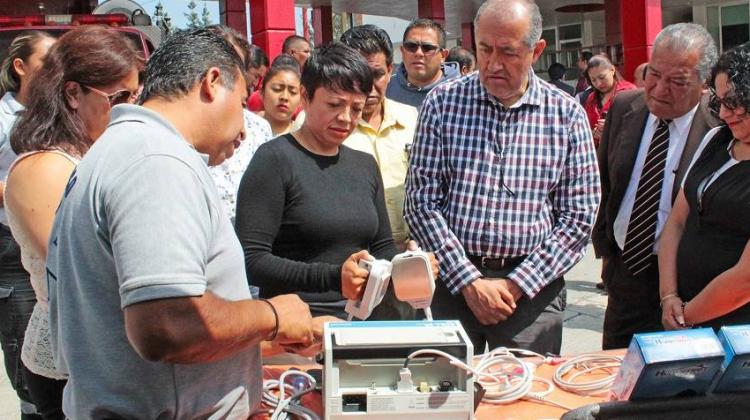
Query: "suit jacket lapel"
611 96 650 214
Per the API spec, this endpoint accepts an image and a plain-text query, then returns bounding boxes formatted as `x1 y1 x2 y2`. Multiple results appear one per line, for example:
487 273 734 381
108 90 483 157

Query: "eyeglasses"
402 41 441 55
709 88 746 117
83 85 137 107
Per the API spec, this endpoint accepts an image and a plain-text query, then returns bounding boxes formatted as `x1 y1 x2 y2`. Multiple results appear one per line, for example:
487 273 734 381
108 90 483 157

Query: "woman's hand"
341 250 371 300
592 118 606 140
661 296 687 330
406 240 439 280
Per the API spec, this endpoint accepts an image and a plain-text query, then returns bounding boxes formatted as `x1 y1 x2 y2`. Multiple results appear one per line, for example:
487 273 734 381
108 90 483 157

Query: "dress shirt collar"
0 91 24 116
110 104 210 165
476 69 542 109
646 103 699 139
357 98 406 132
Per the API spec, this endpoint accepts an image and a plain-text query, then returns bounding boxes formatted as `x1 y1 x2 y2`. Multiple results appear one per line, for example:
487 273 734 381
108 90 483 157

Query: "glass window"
558 24 582 41
707 6 720 48
537 28 558 74
542 28 557 47
721 4 749 51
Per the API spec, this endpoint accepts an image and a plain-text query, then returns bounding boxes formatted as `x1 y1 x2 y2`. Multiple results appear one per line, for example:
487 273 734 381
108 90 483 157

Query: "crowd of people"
0 0 748 417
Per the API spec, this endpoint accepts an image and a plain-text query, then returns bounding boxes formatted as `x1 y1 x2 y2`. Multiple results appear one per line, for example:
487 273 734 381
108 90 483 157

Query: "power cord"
254 369 321 420
552 354 623 396
404 348 574 410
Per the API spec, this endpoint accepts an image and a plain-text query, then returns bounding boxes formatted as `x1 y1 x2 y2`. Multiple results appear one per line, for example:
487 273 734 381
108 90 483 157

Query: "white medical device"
345 250 435 321
323 320 474 420
391 250 435 317
344 258 392 321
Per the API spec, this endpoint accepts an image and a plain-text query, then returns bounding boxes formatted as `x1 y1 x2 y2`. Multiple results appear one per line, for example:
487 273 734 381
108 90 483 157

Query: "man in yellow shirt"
340 25 418 249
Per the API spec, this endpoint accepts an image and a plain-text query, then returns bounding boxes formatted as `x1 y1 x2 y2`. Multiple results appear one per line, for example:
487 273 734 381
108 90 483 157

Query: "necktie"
622 119 671 276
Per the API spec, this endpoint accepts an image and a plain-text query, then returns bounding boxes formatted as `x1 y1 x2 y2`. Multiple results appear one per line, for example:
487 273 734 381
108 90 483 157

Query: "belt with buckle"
468 255 527 271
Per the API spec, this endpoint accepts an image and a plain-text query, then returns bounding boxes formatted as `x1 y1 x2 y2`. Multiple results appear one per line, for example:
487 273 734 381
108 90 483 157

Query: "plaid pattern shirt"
404 72 600 298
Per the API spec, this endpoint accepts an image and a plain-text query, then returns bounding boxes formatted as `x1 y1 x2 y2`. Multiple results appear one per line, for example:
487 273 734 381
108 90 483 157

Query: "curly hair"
710 42 750 115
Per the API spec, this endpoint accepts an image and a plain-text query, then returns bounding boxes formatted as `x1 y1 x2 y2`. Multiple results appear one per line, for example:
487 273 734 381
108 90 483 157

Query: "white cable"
552 354 623 396
424 307 433 321
405 347 573 409
254 369 321 420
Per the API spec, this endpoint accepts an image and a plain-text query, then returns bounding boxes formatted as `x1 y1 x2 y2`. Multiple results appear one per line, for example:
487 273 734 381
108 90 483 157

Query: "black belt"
468 255 527 271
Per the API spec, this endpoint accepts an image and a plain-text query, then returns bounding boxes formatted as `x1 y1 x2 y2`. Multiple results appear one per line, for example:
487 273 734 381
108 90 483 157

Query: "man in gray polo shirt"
46 30 318 418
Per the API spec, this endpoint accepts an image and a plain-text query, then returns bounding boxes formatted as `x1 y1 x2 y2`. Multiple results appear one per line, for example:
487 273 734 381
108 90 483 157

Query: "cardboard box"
712 324 750 393
611 328 725 401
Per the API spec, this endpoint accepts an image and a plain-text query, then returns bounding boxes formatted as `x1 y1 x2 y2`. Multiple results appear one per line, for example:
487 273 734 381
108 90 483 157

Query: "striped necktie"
622 119 671 276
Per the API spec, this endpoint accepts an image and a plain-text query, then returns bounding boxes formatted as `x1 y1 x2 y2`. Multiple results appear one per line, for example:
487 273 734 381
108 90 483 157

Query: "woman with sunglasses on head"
0 29 56 419
659 42 750 332
259 54 301 136
4 26 142 419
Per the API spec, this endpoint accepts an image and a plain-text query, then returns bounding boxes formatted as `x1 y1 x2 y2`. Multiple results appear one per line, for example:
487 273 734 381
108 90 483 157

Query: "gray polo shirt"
47 105 261 419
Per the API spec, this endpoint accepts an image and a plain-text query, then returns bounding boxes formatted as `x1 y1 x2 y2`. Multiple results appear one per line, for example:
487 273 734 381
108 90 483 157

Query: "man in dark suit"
548 62 575 96
594 23 720 350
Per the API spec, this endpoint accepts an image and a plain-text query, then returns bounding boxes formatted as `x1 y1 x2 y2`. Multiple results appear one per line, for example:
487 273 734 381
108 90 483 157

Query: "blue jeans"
0 224 40 418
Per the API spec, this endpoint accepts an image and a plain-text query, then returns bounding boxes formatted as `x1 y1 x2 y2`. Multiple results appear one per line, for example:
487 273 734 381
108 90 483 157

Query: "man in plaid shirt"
404 0 600 353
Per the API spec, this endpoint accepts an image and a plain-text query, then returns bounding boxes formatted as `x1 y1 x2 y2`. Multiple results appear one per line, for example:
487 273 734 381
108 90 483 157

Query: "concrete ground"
561 245 607 355
0 246 605 418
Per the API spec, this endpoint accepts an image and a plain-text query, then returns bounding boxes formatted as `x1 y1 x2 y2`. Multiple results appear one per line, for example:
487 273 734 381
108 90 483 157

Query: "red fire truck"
0 0 163 60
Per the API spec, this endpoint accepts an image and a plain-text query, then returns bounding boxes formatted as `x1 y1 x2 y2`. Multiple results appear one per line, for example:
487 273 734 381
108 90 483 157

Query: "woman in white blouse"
5 27 142 419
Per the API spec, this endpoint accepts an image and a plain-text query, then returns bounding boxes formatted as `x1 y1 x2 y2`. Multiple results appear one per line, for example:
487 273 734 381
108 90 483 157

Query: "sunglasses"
83 85 137 107
708 88 746 116
402 41 441 55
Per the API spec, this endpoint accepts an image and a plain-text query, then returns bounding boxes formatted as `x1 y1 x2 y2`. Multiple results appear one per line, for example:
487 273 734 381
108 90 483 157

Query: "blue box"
611 328 725 401
712 325 750 393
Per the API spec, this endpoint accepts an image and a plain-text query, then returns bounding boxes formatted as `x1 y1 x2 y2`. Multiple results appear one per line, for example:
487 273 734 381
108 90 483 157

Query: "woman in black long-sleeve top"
659 43 750 329
235 43 404 319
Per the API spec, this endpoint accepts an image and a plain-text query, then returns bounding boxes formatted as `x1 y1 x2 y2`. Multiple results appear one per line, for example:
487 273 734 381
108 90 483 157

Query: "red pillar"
621 0 662 83
249 0 296 60
418 0 446 26
461 22 475 51
313 6 334 45
220 0 247 38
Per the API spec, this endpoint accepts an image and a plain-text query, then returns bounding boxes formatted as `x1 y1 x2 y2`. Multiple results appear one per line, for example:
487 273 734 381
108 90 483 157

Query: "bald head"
474 0 542 48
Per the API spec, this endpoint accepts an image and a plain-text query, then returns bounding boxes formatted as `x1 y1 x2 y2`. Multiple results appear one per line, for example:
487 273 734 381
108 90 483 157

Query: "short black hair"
580 51 593 62
447 46 475 69
248 44 269 70
262 53 300 91
282 35 310 54
710 42 750 114
301 42 373 101
340 24 393 66
403 18 446 49
140 29 245 102
205 24 256 76
548 62 566 80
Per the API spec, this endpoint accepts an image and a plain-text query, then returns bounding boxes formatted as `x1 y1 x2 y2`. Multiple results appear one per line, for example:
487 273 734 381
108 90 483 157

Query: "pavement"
0 246 605 418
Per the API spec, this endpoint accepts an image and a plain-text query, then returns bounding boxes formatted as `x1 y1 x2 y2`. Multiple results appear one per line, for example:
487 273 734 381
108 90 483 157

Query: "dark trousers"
431 262 566 355
0 224 40 418
23 368 66 420
602 251 662 350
